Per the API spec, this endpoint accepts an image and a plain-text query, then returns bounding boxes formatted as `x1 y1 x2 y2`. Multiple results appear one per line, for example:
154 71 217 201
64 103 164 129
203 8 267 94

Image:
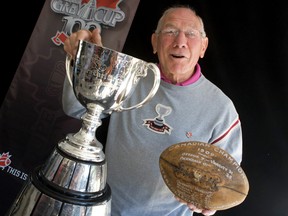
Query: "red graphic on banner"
81 0 121 9
52 31 69 46
96 0 121 9
0 152 12 170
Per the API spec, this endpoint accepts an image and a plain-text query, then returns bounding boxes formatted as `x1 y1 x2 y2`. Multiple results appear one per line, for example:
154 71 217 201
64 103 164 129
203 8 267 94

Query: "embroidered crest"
143 104 173 134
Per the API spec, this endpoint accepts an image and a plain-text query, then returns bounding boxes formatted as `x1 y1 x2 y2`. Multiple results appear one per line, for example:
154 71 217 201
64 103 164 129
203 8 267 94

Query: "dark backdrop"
2 1 288 215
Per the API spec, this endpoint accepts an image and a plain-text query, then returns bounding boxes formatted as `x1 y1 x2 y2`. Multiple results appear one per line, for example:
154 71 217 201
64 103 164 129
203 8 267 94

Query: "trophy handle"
65 54 73 86
118 63 161 111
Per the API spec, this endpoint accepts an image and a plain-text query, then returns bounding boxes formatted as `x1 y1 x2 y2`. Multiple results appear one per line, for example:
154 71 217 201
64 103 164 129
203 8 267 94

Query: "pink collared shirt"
159 63 202 86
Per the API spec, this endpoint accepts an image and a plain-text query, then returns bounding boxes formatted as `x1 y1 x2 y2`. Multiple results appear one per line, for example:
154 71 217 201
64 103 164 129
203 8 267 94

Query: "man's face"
152 8 208 83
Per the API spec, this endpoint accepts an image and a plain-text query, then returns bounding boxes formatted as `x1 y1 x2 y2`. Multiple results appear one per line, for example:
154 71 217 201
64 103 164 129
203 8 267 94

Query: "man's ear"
200 37 208 58
151 33 158 54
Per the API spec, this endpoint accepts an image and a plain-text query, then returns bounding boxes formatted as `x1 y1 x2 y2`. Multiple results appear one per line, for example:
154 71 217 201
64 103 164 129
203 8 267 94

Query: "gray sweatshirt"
62 64 242 216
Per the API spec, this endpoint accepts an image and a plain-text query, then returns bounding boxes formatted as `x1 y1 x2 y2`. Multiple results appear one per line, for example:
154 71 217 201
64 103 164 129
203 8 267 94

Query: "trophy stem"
58 104 106 162
77 103 104 145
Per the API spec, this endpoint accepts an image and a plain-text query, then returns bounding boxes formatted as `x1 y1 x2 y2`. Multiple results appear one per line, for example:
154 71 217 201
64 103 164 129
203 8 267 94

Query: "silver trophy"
7 40 161 216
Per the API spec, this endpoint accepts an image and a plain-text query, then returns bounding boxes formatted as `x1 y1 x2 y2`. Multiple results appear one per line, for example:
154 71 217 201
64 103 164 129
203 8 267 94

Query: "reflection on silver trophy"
7 40 161 216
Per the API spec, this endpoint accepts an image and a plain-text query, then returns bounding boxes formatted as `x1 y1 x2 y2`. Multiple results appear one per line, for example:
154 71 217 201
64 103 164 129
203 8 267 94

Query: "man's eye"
186 31 196 37
166 30 177 35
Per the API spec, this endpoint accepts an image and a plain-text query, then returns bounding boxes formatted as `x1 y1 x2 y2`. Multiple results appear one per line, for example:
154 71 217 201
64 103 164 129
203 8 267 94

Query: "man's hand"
175 196 217 216
64 28 103 58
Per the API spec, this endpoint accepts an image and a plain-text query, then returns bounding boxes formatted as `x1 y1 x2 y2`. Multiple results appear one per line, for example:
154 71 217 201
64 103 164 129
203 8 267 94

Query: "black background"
2 0 288 215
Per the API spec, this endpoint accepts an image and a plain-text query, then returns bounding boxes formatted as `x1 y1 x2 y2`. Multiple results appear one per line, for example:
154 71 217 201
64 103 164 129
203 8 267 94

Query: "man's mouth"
171 54 186 58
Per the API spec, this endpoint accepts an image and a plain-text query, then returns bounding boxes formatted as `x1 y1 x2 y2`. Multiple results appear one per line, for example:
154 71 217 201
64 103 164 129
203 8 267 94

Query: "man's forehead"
165 8 197 19
163 16 200 28
163 9 199 23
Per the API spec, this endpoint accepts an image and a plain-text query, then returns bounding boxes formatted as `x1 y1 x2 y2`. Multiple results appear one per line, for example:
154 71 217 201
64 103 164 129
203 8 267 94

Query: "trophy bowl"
66 40 161 114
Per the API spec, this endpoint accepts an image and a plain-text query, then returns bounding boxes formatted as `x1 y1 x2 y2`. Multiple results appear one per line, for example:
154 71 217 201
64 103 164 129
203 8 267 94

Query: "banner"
0 0 140 214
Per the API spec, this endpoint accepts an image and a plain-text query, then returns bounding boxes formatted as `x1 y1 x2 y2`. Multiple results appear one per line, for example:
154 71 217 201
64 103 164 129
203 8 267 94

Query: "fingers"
175 196 216 216
91 28 103 46
187 203 216 215
64 28 102 58
186 203 202 214
202 209 217 216
63 29 90 57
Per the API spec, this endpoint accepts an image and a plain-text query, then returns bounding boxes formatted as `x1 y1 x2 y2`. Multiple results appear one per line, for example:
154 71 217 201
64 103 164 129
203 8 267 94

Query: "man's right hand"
64 28 103 58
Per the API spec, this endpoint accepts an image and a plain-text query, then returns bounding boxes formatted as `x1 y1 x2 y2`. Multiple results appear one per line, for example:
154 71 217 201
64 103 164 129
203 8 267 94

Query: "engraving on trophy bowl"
66 40 161 114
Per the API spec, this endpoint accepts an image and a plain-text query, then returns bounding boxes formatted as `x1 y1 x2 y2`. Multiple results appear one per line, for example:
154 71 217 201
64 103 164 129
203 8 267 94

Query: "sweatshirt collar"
159 63 202 86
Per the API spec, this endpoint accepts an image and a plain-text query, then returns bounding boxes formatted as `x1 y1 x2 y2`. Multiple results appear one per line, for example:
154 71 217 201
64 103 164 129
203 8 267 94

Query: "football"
159 141 249 210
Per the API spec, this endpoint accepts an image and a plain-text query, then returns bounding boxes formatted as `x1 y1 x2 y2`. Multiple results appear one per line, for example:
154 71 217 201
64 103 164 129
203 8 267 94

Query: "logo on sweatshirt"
143 104 172 134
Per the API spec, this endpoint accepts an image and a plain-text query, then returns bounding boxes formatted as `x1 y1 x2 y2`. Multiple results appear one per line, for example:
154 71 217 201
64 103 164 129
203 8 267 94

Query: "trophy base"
7 145 111 216
7 168 111 216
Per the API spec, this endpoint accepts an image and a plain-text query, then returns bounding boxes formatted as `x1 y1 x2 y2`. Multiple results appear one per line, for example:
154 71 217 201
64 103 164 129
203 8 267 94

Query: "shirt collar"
159 63 202 86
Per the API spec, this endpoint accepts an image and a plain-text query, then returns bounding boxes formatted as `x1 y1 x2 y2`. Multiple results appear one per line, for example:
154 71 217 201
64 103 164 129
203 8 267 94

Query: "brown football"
159 141 249 210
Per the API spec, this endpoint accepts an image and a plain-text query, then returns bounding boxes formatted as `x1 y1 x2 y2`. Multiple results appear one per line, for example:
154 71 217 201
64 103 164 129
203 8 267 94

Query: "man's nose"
173 31 188 48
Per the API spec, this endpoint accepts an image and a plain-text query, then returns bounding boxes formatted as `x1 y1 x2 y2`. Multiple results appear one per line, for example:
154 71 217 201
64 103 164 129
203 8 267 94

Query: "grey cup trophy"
7 40 160 216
